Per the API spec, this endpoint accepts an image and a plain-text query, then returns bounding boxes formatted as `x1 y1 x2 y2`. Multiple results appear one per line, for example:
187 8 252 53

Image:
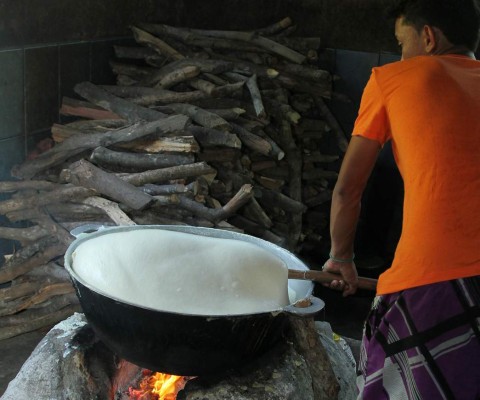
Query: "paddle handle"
288 269 377 292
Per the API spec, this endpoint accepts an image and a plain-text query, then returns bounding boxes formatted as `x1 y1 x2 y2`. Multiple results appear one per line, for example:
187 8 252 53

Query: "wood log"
0 186 94 214
256 188 307 214
228 215 286 247
188 77 216 95
131 26 185 60
155 65 201 89
167 183 253 223
115 135 200 153
12 115 189 179
116 74 139 86
100 85 207 107
205 107 245 120
197 148 241 163
315 97 349 152
276 71 332 99
304 190 333 207
242 197 272 229
142 23 306 64
288 316 341 399
200 71 229 86
19 261 71 283
246 74 267 118
0 282 74 317
209 81 245 98
142 59 233 87
5 203 106 224
0 236 69 284
230 124 274 157
82 197 136 225
74 81 167 122
109 60 157 80
187 126 241 148
226 72 266 119
59 97 123 120
190 79 244 97
90 146 195 170
254 175 285 190
0 300 80 341
227 59 280 81
120 161 216 186
140 182 195 196
50 123 91 143
264 97 301 125
277 64 331 83
64 159 153 210
0 180 59 193
0 225 49 243
168 103 231 132
254 17 293 36
64 118 128 133
0 293 78 327
0 281 43 303
113 45 158 60
139 23 266 53
250 160 277 172
254 128 285 160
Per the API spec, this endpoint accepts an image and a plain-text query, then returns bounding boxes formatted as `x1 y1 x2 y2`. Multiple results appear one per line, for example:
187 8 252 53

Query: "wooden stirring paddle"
288 269 377 291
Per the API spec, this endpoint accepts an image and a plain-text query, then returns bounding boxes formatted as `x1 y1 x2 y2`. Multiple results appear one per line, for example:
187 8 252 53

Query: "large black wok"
64 225 324 376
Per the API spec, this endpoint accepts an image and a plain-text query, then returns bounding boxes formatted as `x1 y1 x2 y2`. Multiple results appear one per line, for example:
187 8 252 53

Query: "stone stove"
1 313 358 400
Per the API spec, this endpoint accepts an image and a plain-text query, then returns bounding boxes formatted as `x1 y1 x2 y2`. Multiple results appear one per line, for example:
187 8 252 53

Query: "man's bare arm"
325 135 381 295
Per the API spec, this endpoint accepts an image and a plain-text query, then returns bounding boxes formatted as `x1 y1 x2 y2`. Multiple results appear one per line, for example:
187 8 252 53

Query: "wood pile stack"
0 17 348 339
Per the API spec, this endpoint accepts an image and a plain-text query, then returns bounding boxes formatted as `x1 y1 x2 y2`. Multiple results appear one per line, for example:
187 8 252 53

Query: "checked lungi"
357 276 480 400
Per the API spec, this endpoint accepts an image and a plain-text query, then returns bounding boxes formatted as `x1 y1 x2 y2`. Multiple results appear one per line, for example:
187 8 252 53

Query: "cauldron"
64 225 324 376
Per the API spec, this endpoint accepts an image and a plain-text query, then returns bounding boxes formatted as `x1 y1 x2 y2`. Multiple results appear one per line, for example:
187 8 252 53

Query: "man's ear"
422 25 437 53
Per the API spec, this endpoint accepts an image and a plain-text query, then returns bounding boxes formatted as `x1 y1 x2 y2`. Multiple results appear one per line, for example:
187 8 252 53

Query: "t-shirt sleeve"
352 70 391 145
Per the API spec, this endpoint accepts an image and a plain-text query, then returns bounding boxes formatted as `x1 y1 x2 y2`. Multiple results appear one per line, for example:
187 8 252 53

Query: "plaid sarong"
357 276 480 399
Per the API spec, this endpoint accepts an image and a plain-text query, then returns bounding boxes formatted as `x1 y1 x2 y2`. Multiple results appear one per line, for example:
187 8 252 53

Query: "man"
322 0 480 398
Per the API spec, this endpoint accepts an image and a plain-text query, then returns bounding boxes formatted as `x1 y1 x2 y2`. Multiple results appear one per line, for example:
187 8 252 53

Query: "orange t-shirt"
352 54 480 295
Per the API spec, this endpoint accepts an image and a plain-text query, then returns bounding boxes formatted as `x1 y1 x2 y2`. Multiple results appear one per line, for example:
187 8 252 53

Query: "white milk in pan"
72 229 291 316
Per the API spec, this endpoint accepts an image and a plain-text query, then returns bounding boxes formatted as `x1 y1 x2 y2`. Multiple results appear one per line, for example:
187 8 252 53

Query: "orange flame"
129 370 195 400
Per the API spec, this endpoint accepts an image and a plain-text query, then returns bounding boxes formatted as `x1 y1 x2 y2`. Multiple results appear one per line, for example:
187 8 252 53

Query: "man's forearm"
328 136 381 259
329 186 362 259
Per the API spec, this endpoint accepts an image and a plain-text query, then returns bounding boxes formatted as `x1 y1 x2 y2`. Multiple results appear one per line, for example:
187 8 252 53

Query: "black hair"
387 0 480 51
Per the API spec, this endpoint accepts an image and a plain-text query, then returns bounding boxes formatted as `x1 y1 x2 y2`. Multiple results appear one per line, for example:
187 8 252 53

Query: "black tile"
20 0 132 46
379 52 401 66
59 43 91 99
0 135 26 181
0 50 24 140
334 49 379 107
90 40 118 85
0 1 26 48
316 48 336 74
25 46 59 134
327 50 379 137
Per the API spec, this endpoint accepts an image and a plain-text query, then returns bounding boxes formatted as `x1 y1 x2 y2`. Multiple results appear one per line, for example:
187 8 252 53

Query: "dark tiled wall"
0 38 130 179
0 37 130 256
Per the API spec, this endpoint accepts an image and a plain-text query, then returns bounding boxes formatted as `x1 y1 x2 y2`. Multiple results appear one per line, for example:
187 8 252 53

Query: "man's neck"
432 43 475 59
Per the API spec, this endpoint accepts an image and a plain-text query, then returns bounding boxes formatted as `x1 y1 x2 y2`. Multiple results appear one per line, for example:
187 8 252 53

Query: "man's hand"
322 258 359 296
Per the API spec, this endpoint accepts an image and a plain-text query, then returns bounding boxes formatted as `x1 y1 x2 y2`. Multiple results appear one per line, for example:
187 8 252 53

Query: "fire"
129 369 195 400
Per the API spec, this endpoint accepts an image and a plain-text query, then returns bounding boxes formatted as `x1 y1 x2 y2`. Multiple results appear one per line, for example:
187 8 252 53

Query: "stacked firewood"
0 17 348 339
